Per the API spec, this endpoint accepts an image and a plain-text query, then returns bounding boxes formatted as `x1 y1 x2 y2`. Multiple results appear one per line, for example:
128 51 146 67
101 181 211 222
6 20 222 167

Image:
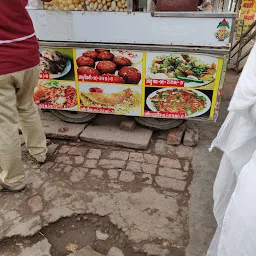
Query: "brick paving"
0 136 194 256
50 143 191 192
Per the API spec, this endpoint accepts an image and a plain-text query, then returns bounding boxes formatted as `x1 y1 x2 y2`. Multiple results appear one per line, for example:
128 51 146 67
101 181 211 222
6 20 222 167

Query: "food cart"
26 0 236 129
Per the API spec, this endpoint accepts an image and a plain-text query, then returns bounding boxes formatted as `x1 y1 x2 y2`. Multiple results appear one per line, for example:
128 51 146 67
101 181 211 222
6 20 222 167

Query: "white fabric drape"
207 43 256 256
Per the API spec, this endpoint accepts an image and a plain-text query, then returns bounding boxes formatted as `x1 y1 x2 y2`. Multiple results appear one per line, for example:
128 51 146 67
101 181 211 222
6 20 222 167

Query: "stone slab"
17 239 52 256
40 111 87 139
47 143 59 156
120 117 137 132
155 176 186 191
107 247 124 256
167 123 186 146
183 123 199 147
80 124 153 149
93 114 125 126
68 246 104 256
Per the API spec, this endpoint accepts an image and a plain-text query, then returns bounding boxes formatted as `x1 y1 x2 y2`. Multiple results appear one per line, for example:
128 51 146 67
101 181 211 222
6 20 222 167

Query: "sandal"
0 183 26 193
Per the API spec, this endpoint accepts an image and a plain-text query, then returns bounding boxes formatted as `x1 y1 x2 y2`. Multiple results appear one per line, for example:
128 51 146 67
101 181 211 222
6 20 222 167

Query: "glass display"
29 0 231 12
84 0 128 11
43 0 85 10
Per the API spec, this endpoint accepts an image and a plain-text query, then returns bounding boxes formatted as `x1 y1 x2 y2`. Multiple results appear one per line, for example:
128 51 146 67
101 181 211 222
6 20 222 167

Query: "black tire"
51 110 97 124
134 117 184 130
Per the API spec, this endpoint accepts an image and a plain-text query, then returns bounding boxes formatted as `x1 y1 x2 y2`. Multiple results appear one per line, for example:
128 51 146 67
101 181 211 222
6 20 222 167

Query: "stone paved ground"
0 71 239 256
0 137 194 256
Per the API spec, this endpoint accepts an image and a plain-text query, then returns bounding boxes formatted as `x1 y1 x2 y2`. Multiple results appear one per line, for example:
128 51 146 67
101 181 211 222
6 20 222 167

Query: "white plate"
147 72 212 88
49 59 72 79
146 88 211 118
147 53 217 88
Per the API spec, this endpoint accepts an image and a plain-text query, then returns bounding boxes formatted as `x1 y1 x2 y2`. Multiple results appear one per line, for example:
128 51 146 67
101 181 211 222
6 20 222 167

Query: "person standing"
207 43 256 255
0 0 47 192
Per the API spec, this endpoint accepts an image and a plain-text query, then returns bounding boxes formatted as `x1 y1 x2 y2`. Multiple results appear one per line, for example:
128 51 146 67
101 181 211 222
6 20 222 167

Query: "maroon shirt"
0 0 40 75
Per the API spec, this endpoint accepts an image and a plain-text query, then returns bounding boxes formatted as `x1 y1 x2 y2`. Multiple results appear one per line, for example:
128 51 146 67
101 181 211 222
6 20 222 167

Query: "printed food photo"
145 88 212 118
147 53 218 88
39 48 75 80
76 49 143 85
34 81 78 110
79 84 141 115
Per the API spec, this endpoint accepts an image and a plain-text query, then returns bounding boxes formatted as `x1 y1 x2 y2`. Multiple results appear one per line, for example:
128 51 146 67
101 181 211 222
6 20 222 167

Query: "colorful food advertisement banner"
239 0 256 34
34 47 225 121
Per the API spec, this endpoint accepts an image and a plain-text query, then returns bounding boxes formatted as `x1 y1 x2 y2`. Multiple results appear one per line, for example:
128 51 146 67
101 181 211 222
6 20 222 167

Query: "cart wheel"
134 117 184 130
50 110 97 124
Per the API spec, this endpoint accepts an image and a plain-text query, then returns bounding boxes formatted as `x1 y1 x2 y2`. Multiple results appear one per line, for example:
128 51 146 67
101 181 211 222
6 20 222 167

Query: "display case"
84 0 130 12
27 0 133 11
43 0 85 11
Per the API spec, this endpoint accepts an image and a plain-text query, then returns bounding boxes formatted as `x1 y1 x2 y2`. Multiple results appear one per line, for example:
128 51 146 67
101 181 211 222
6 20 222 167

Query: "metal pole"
230 19 255 56
223 0 230 11
235 0 242 13
231 0 236 12
128 0 133 11
213 0 221 12
236 37 243 71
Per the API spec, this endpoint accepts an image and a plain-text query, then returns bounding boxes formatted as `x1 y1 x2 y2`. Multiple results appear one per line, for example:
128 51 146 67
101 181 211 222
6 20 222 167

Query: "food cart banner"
239 0 256 34
35 47 225 121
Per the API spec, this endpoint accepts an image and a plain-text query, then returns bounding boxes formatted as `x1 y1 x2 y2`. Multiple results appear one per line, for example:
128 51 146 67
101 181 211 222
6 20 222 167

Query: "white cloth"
207 43 256 256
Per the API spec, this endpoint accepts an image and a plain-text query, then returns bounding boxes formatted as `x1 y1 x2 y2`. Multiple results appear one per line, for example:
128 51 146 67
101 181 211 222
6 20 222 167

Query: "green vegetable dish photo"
147 53 217 88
